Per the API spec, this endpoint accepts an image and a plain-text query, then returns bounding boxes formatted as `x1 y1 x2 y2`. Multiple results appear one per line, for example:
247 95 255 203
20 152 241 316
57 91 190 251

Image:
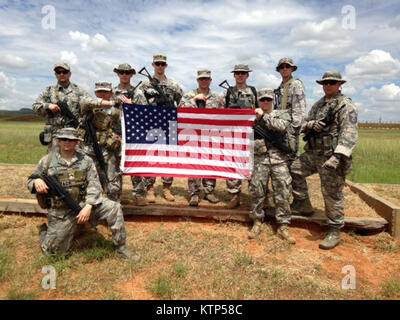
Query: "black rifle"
303 104 346 142
273 88 281 110
84 117 109 192
125 81 143 100
39 173 82 214
57 100 80 128
219 80 242 109
138 67 174 107
254 123 293 154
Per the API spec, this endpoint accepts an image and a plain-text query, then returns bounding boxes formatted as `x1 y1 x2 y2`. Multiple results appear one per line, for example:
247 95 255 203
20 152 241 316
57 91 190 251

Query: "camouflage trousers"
40 198 126 255
131 176 173 197
248 159 292 224
291 151 346 229
188 178 216 196
92 151 122 202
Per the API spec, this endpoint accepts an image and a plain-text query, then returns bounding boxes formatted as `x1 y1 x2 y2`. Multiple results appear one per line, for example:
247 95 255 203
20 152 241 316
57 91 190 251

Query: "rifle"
84 117 109 193
303 103 346 142
138 67 173 107
273 88 281 110
125 81 143 100
57 100 80 128
254 122 293 154
39 173 82 215
219 80 242 109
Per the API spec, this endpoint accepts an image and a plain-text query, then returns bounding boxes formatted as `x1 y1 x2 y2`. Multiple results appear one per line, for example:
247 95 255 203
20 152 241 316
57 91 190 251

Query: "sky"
0 0 399 122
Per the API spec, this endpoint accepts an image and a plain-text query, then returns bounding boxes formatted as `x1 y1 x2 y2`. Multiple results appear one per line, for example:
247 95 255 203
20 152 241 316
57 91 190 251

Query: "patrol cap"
53 61 70 71
113 63 136 74
54 128 83 141
197 69 211 79
95 81 113 92
316 71 347 84
231 64 252 73
258 88 274 100
276 57 297 72
153 54 167 63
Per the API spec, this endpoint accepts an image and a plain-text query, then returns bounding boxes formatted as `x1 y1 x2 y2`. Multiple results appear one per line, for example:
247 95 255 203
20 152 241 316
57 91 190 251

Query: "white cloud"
287 17 357 59
0 53 29 69
363 83 400 113
345 50 400 82
69 31 112 51
60 51 78 66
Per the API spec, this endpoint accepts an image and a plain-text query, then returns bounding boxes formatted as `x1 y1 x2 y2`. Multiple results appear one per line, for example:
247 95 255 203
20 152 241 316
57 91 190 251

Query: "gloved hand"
307 120 326 132
323 155 340 171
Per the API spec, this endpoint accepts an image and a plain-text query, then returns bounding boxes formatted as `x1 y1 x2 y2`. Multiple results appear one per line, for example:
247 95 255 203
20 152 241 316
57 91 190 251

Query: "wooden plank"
0 198 388 231
346 180 400 238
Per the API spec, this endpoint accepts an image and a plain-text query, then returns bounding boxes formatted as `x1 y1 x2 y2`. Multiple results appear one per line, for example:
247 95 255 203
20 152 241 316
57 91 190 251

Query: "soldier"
137 54 184 204
112 63 147 205
28 128 139 262
219 64 258 209
290 71 358 250
248 89 295 244
80 81 123 202
178 69 221 206
33 62 92 150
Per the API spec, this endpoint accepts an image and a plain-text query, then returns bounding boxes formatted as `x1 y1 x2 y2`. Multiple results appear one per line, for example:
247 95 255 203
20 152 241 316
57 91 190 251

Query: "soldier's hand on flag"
34 178 49 194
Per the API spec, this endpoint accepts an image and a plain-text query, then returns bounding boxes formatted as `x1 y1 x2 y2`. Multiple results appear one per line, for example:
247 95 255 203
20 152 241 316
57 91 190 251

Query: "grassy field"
0 118 399 184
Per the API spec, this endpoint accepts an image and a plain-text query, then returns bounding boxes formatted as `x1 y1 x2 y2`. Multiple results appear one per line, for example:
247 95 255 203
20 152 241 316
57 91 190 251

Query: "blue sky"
0 0 399 121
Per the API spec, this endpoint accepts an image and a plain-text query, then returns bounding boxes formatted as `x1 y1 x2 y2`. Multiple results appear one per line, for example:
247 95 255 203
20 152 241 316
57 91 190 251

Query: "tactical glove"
323 155 341 171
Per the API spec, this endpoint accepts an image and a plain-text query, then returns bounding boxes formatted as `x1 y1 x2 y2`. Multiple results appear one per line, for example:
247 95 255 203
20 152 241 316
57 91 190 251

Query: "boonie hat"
55 128 83 141
197 69 211 79
316 71 347 84
153 54 167 63
276 57 297 72
113 63 136 74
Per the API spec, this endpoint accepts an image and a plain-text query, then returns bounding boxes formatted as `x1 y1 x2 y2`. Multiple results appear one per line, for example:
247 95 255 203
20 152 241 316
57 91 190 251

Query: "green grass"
0 119 46 164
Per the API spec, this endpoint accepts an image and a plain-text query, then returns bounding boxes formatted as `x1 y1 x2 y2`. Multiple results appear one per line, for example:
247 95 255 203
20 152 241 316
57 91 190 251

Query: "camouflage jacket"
32 82 91 135
178 88 221 108
219 86 257 109
274 78 306 131
27 151 103 212
254 109 291 165
302 92 358 158
139 76 184 107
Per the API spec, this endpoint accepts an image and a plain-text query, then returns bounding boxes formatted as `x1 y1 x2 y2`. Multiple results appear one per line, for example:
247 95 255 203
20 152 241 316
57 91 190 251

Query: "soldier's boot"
227 193 240 209
204 193 220 204
146 186 156 203
116 245 140 263
162 184 175 202
38 223 47 243
189 194 199 207
277 224 296 245
319 228 340 250
135 195 148 206
248 220 262 239
290 198 314 216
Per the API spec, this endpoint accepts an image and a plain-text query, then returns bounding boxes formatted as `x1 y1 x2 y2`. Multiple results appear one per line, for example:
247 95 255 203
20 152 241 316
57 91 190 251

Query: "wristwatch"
333 153 342 160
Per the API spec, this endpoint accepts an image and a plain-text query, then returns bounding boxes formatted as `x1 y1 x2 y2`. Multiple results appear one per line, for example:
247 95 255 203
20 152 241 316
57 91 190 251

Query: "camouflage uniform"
274 58 306 157
80 82 123 202
291 77 358 229
27 149 127 255
136 65 184 193
179 77 221 197
220 73 257 196
249 107 292 224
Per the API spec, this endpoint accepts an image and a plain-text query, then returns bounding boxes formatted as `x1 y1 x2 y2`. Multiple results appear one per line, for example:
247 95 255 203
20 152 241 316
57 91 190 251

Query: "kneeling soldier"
248 89 295 244
27 128 139 262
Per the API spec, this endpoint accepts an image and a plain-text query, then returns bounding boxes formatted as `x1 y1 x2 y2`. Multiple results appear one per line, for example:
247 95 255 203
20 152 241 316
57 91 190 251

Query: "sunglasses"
322 80 339 86
234 71 248 75
278 64 292 70
154 62 167 67
118 70 134 75
55 70 69 75
198 77 211 81
260 97 273 102
59 138 77 142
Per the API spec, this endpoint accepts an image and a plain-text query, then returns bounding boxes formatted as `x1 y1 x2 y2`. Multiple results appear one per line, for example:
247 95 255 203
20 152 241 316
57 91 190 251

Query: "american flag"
121 104 255 180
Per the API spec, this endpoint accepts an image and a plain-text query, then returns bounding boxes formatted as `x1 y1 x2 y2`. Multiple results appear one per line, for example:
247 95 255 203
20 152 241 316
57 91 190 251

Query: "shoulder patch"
348 110 357 124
